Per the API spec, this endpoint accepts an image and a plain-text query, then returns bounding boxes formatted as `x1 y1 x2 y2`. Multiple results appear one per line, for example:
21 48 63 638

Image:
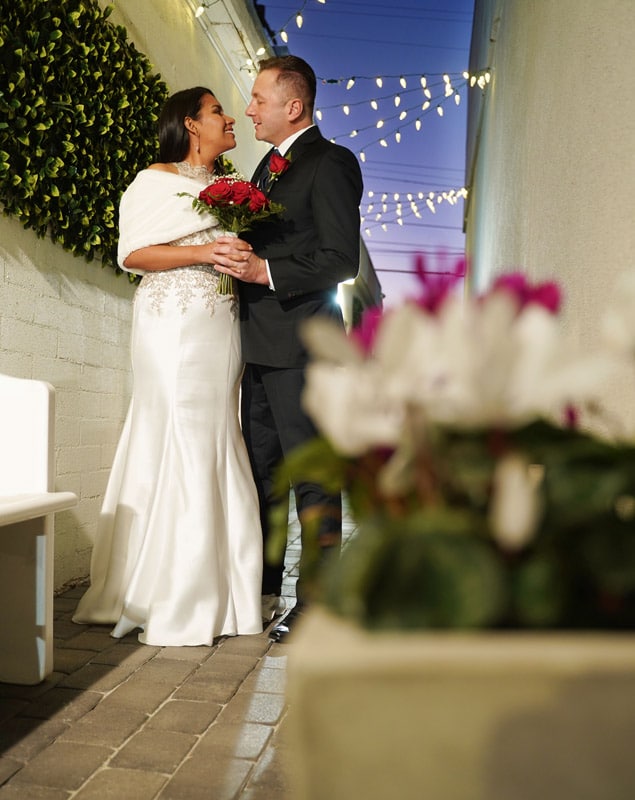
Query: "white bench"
0 373 77 685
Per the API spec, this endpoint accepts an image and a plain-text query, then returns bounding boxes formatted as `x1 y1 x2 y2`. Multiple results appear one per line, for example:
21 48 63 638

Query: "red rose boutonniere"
268 151 291 182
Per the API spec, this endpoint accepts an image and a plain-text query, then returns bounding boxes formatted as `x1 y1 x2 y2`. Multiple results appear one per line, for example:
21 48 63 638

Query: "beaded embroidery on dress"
73 161 263 645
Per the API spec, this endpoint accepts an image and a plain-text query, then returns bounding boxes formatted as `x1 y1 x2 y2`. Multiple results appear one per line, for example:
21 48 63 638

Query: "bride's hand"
205 236 251 266
212 238 269 285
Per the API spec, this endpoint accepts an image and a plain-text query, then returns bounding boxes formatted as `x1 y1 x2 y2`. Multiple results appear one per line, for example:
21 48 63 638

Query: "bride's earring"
196 134 200 154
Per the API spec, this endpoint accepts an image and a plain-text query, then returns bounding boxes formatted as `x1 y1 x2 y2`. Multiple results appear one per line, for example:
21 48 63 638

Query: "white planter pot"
287 608 635 800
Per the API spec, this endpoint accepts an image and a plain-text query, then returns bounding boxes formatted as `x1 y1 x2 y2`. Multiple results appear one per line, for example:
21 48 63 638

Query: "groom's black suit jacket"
240 126 363 368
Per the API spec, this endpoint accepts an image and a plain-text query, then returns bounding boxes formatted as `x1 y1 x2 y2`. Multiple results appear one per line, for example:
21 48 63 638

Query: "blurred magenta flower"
492 272 562 313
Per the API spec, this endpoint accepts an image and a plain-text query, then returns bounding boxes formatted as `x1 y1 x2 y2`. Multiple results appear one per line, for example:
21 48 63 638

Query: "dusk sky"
256 0 476 307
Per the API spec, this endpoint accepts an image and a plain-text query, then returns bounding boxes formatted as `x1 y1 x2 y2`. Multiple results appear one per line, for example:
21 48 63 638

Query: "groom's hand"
212 235 269 285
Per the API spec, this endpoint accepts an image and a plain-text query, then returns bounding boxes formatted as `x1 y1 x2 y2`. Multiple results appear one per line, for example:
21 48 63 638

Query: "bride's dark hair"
158 87 225 172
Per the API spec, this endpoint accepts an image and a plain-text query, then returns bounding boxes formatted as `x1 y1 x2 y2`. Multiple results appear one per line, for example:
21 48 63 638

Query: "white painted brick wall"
0 212 134 588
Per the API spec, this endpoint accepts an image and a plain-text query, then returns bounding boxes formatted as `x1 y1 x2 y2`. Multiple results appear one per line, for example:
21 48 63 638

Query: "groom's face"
246 68 292 147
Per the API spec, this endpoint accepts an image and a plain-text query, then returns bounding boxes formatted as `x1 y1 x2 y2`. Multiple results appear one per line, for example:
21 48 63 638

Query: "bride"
73 87 263 645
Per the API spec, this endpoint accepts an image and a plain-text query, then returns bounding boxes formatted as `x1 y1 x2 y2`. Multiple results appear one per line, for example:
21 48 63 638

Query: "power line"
282 29 469 51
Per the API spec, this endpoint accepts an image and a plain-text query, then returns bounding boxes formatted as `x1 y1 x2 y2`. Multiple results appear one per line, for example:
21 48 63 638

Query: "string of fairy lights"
315 70 491 159
315 67 489 235
192 0 489 237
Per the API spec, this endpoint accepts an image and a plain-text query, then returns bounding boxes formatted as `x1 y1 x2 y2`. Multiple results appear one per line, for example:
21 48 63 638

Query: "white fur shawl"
117 169 218 274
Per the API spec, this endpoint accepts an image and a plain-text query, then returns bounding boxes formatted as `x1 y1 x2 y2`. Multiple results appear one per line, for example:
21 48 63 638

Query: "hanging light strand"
274 0 328 44
360 187 469 231
315 70 491 157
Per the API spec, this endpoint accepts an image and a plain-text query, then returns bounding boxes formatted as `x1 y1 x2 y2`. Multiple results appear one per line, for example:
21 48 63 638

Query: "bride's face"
191 93 236 156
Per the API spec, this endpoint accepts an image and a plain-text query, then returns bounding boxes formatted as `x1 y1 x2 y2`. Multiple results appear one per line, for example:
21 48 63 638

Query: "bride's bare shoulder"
147 163 178 174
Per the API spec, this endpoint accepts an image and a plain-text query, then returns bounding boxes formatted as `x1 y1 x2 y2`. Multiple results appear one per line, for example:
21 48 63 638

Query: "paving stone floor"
0 512 357 799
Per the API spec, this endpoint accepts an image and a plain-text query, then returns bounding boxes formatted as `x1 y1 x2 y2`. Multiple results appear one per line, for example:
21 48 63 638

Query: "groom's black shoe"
269 603 305 643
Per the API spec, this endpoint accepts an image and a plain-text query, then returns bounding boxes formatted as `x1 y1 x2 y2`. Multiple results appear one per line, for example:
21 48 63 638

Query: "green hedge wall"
0 0 169 272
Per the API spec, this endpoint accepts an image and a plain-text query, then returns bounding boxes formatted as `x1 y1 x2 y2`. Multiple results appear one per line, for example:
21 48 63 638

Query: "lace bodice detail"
134 162 235 316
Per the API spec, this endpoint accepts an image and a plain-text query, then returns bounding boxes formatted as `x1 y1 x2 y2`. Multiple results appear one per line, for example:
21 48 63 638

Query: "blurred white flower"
302 362 403 456
489 454 543 550
302 288 614 451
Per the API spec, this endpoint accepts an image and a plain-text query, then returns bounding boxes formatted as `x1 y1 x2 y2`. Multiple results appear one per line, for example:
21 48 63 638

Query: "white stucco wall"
466 0 635 429
0 0 271 589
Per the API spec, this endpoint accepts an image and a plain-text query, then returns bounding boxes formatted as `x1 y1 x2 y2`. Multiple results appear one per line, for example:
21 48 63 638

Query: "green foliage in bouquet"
0 0 168 273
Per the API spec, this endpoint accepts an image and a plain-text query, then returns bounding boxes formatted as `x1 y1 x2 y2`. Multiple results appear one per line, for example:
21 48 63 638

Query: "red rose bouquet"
179 173 284 293
190 174 284 233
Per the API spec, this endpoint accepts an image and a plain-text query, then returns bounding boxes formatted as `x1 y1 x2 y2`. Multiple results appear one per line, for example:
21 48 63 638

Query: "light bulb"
346 78 355 90
394 95 401 107
436 105 444 116
296 13 303 28
343 105 350 115
399 111 407 120
195 5 205 18
371 100 378 110
376 77 383 88
380 139 388 147
316 109 322 120
454 93 461 105
281 30 288 43
420 76 427 88
400 76 407 88
360 152 366 162
376 119 384 128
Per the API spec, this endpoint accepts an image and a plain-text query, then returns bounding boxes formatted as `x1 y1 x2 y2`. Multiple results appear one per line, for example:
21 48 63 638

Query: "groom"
214 55 363 641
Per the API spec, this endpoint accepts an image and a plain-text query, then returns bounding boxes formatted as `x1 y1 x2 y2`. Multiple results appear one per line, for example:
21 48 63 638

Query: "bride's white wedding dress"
73 162 263 645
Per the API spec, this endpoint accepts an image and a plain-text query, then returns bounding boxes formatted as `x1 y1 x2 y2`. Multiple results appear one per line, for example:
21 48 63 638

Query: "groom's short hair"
258 55 316 116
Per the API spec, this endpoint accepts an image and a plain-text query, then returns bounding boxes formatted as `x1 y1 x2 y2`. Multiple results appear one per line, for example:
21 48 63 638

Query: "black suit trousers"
240 363 342 602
